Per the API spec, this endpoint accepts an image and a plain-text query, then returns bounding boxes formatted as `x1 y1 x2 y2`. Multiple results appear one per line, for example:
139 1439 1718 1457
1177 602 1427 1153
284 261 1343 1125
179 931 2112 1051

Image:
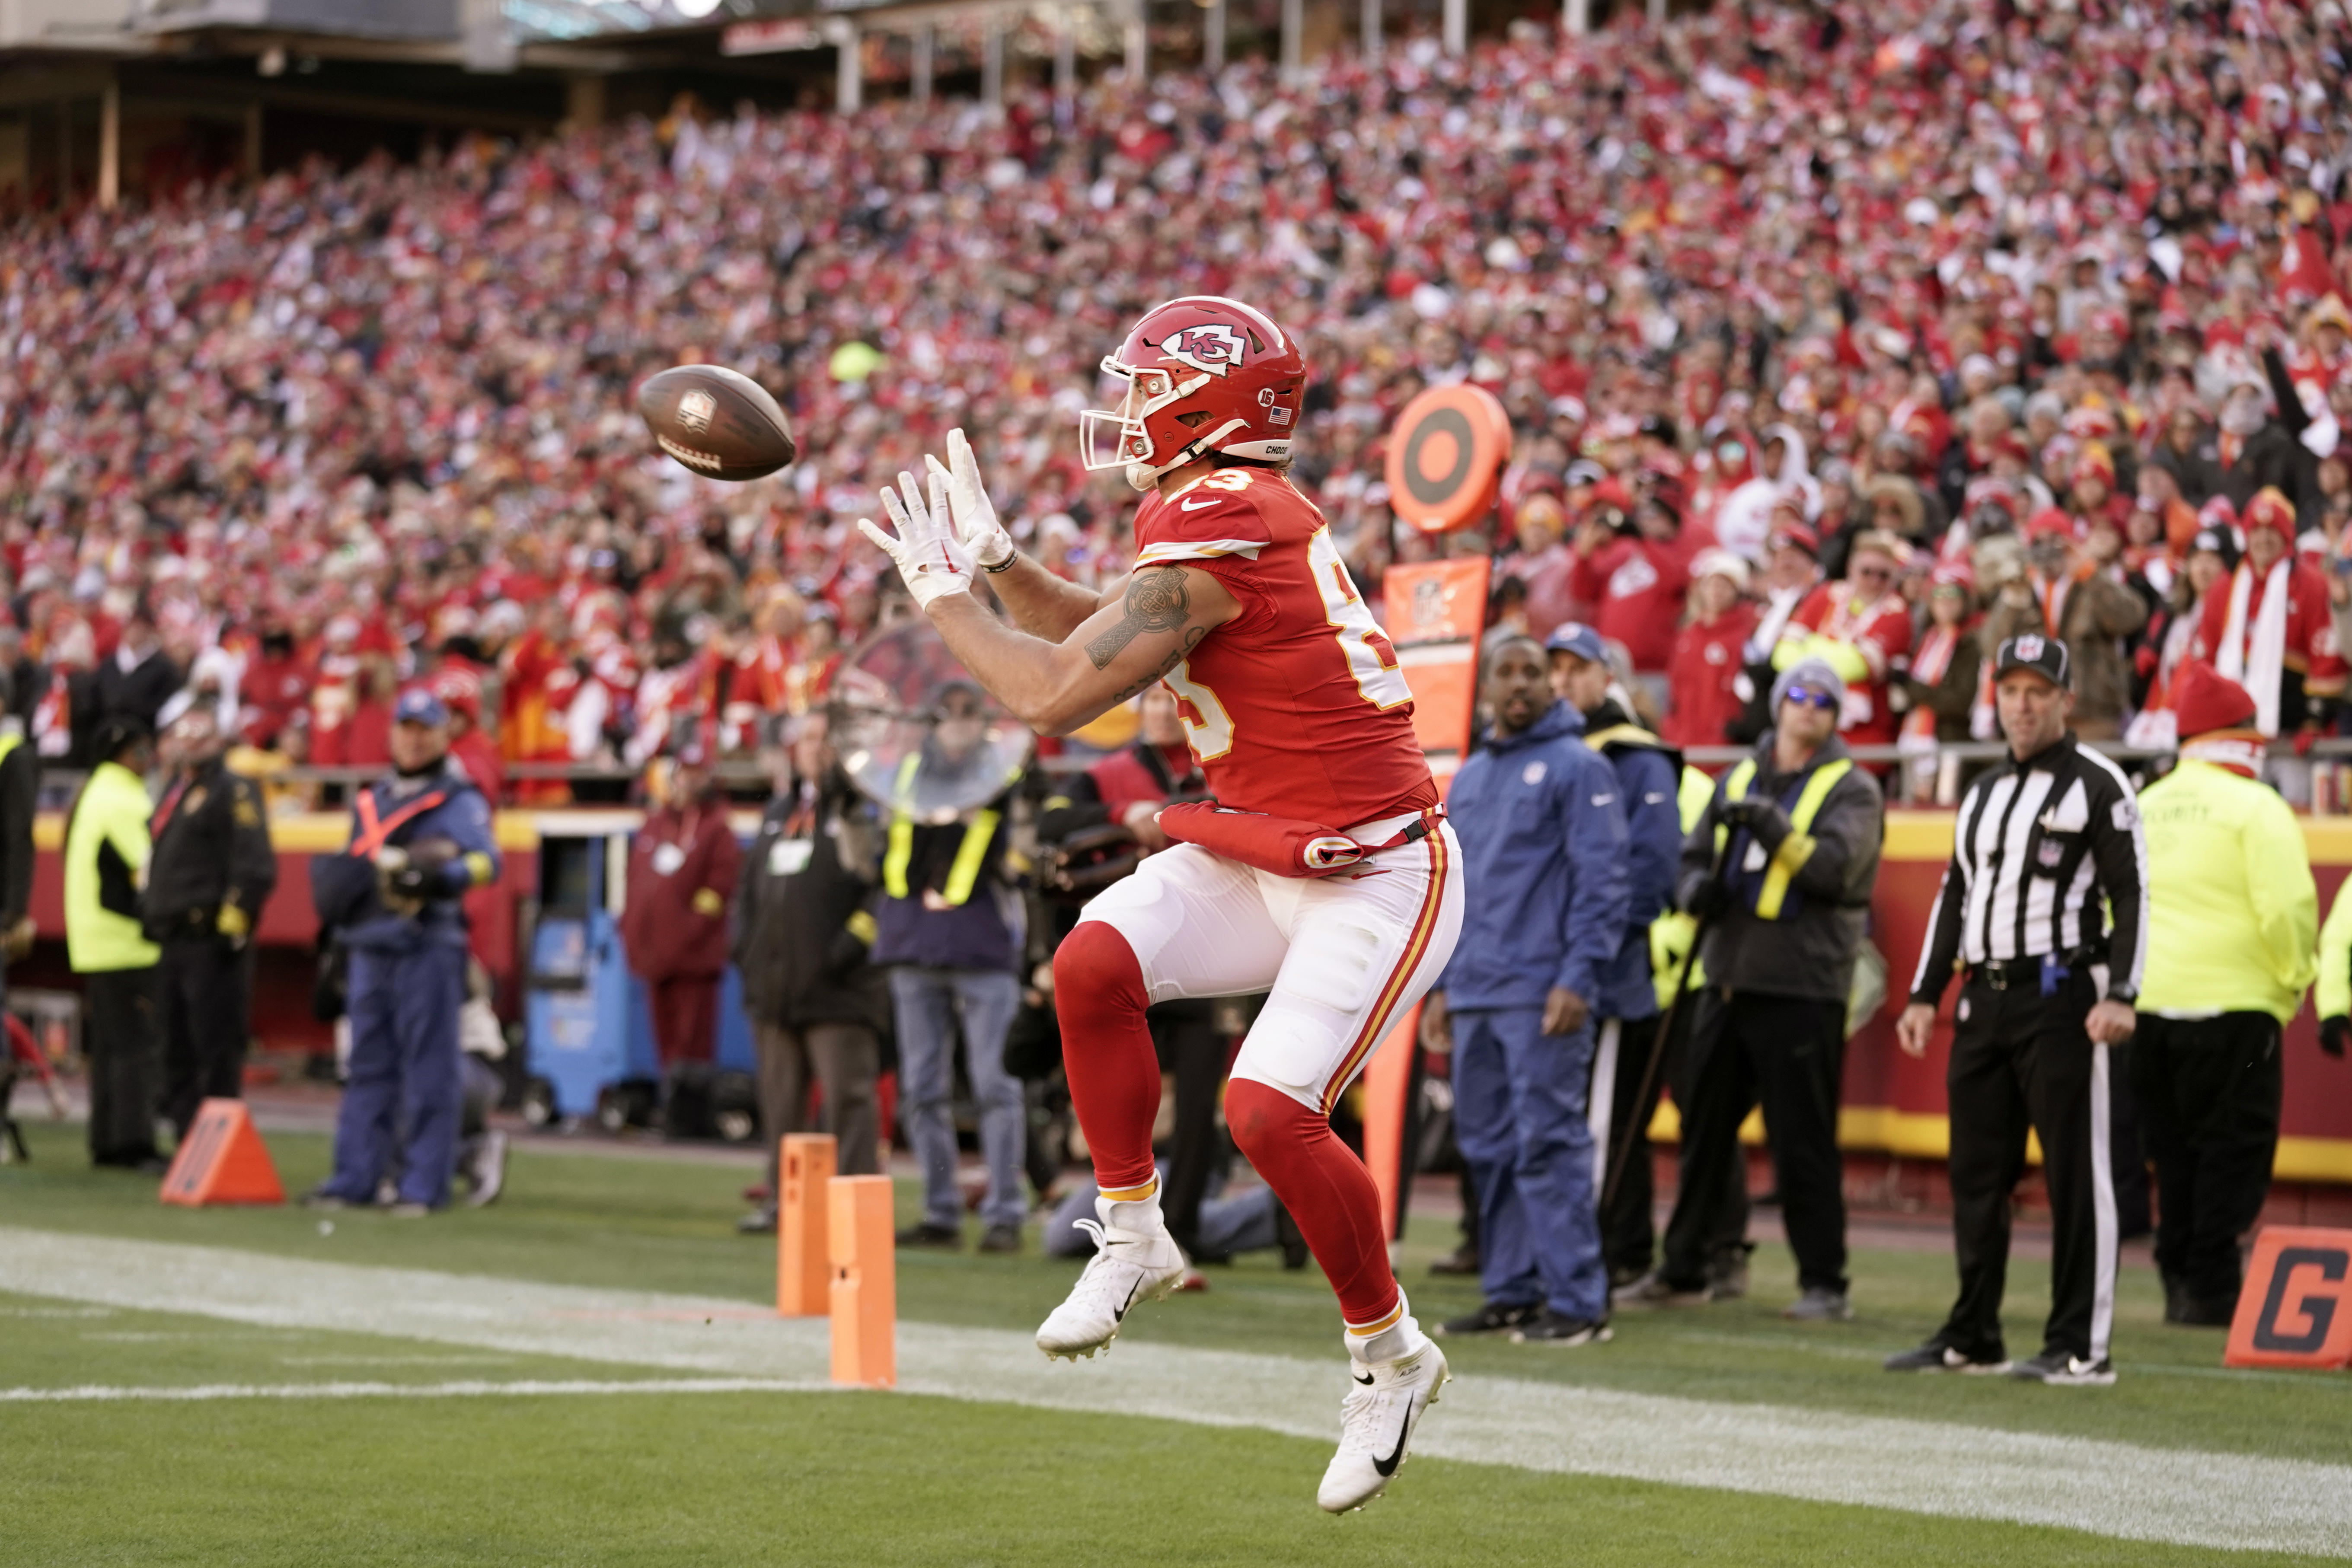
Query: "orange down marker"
160 1099 284 1207
828 1174 896 1388
2225 1226 2352 1370
776 1133 836 1317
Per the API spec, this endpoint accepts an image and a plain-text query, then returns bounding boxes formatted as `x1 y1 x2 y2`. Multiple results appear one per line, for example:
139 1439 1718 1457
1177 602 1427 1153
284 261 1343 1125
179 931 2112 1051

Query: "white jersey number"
1308 527 1413 711
1164 659 1235 762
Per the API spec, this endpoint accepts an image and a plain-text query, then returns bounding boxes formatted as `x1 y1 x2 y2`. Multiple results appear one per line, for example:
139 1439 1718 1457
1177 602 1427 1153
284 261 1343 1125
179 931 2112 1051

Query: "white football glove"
857 468 975 611
925 426 1016 570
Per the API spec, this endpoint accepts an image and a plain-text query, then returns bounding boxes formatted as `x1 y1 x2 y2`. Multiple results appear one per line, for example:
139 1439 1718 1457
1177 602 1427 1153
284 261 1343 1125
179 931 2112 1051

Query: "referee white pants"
1075 813 1465 1115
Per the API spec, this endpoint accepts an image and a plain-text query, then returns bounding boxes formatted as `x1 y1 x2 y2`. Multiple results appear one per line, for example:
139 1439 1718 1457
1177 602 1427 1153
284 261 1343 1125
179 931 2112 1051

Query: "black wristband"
980 549 1019 574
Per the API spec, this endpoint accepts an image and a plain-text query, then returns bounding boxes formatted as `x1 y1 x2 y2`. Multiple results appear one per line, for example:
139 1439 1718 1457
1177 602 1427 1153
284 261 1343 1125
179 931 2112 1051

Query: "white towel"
2215 558 2291 737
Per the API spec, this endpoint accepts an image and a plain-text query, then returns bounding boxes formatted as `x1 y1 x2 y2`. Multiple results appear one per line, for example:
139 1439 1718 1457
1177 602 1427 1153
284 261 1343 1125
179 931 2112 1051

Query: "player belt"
1351 805 1446 854
1970 946 2101 991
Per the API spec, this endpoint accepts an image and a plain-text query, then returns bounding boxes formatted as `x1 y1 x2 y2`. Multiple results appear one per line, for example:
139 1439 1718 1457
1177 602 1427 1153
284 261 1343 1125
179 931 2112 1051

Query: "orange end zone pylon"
2225 1226 2352 1370
828 1174 896 1388
160 1098 285 1207
777 1133 836 1317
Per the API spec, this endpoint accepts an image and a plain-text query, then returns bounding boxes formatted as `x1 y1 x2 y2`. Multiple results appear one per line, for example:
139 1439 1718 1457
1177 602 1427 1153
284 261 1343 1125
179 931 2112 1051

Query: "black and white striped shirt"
1908 736 2148 1004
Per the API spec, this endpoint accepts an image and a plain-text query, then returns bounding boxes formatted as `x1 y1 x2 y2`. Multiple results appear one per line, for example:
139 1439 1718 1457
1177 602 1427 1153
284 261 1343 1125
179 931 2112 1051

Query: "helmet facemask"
1081 358 1212 491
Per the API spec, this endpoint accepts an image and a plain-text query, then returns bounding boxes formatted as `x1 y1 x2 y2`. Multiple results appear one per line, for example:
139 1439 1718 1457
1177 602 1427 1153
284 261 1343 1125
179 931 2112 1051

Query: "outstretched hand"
857 467 977 611
926 427 1016 570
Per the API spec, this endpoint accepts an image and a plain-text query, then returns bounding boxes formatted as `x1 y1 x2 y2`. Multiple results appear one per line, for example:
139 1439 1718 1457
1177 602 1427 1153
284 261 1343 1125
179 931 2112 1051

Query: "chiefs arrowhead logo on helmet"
1080 296 1308 490
1159 323 1249 378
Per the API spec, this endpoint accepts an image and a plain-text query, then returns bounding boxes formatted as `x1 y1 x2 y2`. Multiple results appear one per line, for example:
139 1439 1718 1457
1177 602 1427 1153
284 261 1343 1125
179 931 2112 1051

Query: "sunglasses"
1783 687 1840 712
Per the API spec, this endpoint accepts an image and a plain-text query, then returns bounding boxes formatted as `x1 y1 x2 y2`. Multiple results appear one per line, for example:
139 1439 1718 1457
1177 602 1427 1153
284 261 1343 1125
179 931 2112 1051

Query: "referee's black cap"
1993 633 2070 689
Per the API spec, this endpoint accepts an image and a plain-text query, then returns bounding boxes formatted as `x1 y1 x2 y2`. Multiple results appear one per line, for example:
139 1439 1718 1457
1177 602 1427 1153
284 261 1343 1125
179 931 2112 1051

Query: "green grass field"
6 1117 2349 1566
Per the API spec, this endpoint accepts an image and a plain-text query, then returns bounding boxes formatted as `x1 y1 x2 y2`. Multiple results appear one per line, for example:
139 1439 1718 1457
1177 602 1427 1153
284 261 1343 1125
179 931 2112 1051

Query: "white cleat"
1034 1197 1188 1362
1318 1340 1450 1513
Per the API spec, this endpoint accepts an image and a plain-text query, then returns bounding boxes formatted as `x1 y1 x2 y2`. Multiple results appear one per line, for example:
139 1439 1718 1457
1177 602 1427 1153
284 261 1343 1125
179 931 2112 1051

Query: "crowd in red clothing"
3 0 2352 794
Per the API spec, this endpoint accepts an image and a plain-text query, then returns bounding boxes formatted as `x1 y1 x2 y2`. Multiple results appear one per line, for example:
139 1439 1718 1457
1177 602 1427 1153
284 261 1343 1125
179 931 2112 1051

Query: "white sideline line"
1 1377 828 1403
3 1226 2349 1558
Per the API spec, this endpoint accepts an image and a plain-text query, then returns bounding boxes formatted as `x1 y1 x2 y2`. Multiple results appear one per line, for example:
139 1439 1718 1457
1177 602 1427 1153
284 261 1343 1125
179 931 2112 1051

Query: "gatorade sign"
2224 1226 2352 1370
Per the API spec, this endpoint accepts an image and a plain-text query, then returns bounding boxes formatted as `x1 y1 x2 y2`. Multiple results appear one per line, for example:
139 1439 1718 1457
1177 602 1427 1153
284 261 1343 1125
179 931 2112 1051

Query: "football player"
861 297 1463 1513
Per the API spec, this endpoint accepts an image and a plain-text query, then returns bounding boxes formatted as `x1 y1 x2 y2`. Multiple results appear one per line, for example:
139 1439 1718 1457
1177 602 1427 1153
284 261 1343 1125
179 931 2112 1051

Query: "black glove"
1684 876 1730 919
1720 797 1792 851
386 865 433 900
2322 1016 2349 1059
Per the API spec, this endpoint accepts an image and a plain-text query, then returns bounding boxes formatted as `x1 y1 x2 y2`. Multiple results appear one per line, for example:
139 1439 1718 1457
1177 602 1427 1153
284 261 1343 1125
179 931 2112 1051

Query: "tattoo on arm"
1085 567 1192 670
1106 626 1209 706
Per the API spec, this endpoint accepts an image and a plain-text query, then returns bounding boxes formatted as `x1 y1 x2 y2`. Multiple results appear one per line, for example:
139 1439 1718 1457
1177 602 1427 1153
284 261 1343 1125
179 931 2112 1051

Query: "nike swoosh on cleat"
1352 1371 1373 1386
1112 1278 1143 1324
1371 1408 1412 1477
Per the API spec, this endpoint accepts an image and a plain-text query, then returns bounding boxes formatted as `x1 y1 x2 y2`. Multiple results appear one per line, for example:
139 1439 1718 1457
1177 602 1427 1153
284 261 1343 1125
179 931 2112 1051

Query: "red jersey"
1782 582 1915 746
1133 468 1436 829
1664 602 1758 749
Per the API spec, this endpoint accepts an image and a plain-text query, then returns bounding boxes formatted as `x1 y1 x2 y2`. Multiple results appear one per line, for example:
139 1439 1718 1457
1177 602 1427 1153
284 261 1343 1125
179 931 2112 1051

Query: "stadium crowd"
3 0 2352 790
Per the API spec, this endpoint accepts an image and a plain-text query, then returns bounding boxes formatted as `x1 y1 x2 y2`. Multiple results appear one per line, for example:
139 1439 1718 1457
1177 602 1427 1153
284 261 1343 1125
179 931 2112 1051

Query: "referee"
1891 634 2145 1386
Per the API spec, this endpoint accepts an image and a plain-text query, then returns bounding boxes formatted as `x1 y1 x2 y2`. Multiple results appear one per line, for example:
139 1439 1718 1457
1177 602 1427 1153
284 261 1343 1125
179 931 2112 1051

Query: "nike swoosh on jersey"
1180 497 1223 511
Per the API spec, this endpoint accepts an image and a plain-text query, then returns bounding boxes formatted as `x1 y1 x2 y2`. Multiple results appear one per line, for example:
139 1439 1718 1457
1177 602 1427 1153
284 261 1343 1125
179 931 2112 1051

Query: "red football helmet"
1080 296 1308 490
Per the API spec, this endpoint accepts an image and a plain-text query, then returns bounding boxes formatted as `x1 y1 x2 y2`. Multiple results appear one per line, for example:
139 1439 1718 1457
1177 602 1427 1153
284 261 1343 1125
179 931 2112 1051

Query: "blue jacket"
1436 701 1630 1012
338 761 502 953
1582 713 1683 1020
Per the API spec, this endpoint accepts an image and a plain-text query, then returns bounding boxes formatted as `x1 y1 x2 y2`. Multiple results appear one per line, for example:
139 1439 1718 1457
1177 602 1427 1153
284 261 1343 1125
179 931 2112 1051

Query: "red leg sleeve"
1051 922 1162 1194
1226 1078 1400 1326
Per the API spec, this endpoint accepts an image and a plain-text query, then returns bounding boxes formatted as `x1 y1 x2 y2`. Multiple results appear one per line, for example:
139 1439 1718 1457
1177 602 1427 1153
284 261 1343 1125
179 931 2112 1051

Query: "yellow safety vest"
881 753 1001 909
64 759 160 972
1650 764 1720 1009
1714 755 1854 922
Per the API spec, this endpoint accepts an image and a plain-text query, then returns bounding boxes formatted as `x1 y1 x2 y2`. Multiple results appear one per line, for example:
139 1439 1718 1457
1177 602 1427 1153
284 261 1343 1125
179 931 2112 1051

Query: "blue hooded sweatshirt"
1435 700 1630 1013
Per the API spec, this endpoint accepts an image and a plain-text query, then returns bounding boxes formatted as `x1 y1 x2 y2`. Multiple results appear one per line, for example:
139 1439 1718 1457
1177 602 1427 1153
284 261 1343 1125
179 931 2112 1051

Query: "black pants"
1940 971 2117 1363
1596 1006 1750 1278
159 937 255 1141
1661 991 1847 1293
2132 1012 2282 1310
1151 999 1226 1259
83 966 160 1165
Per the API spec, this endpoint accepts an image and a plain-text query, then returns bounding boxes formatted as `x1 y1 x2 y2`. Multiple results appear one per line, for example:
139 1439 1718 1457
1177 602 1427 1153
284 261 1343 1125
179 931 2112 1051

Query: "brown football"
637 364 797 481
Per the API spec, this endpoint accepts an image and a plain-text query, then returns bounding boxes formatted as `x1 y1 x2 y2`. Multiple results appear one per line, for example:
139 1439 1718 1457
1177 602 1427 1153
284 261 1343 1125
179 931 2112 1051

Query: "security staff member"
306 689 501 1214
875 681 1028 1253
145 696 278 1141
67 719 163 1169
1626 657 1883 1323
2133 663 2317 1326
1894 634 2146 1386
1543 623 1687 1287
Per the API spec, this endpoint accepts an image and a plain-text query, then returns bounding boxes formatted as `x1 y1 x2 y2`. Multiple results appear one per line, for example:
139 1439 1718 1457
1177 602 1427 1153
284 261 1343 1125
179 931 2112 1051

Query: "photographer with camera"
305 689 501 1216
1620 657 1883 1321
1034 687 1229 1259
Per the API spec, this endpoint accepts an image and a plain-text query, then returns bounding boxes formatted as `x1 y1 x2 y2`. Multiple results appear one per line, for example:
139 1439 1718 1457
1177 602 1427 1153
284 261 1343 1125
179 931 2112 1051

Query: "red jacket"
1568 533 1701 672
1664 602 1758 749
620 799 742 980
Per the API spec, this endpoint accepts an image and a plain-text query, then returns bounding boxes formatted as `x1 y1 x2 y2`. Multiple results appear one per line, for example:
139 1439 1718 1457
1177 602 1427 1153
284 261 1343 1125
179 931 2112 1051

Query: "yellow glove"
217 904 251 946
691 887 725 917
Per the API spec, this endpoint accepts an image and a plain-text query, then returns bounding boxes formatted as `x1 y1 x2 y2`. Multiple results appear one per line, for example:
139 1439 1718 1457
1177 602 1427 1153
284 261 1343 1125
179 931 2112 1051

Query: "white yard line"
3 1226 2348 1558
1 1377 829 1402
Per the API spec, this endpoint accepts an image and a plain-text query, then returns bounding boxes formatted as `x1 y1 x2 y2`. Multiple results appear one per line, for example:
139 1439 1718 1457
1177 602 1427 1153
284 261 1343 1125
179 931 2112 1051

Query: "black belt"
1970 947 2102 991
